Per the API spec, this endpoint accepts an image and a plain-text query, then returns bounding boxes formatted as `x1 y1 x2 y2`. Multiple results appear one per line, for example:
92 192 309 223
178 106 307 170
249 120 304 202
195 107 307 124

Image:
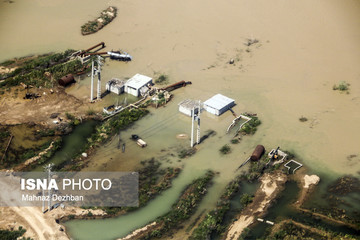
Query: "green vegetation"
155 74 169 85
240 193 254 206
0 50 81 88
86 108 96 116
90 108 148 144
65 112 81 126
305 176 360 227
240 151 272 183
299 116 308 122
102 159 181 216
178 147 196 159
333 81 350 92
144 171 215 239
0 226 29 240
36 128 55 137
219 144 231 154
271 221 337 240
0 129 62 169
231 138 240 144
81 7 117 35
189 176 244 239
64 108 148 171
0 59 15 66
35 138 62 166
239 116 261 135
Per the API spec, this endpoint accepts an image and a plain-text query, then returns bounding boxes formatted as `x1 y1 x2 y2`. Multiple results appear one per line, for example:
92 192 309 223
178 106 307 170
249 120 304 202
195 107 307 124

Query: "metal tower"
190 101 201 147
90 61 94 102
96 55 102 100
196 100 201 144
43 163 54 212
191 108 195 147
90 56 104 102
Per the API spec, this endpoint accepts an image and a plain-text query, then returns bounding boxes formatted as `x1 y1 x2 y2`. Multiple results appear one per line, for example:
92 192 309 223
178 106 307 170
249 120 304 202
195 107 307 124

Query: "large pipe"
83 42 105 54
250 145 265 161
161 80 192 92
83 51 108 56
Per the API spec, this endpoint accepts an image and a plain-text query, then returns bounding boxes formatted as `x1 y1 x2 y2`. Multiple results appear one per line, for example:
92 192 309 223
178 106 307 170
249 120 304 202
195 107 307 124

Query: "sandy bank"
225 171 287 240
117 222 158 240
0 174 106 240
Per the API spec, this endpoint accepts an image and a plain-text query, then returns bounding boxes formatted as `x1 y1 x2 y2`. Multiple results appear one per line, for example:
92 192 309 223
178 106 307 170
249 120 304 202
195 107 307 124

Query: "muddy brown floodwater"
2 0 358 175
1 0 360 239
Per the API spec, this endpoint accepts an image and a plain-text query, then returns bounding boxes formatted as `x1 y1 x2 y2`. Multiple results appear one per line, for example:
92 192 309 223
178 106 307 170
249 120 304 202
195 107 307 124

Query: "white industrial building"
124 74 153 97
106 78 125 95
203 94 235 116
178 99 201 117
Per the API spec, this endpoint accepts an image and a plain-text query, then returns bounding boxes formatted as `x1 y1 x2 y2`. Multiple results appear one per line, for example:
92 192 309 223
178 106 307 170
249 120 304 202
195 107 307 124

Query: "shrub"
299 116 308 122
155 74 168 85
240 117 261 135
333 81 350 91
240 193 254 206
65 112 75 121
220 144 231 154
86 109 96 116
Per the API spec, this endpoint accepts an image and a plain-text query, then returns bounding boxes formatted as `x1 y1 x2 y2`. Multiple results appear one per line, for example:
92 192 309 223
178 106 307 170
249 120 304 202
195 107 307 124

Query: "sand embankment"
225 172 287 240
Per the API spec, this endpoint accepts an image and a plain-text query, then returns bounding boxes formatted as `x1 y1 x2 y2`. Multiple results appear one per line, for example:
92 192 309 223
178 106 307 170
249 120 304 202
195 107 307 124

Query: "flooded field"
1 0 360 239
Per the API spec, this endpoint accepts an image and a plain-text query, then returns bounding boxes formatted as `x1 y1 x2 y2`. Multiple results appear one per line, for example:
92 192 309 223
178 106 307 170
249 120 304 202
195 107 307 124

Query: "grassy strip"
89 108 149 146
0 50 81 88
189 178 239 239
270 221 357 240
189 174 257 240
142 171 215 239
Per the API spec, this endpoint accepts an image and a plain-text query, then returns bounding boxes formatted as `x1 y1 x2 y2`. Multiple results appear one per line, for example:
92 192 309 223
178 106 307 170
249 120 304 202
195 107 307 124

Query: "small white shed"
203 94 235 116
106 78 125 95
124 74 153 97
178 99 201 117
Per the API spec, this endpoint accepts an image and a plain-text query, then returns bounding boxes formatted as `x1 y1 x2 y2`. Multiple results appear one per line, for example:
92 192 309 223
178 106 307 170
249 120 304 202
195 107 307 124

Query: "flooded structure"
178 99 201 117
58 74 75 87
203 94 235 116
124 74 152 97
106 78 125 95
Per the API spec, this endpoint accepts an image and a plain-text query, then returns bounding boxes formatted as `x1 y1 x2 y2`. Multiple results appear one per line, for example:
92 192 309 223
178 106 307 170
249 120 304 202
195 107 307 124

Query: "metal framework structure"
90 56 104 102
190 101 201 147
43 163 54 213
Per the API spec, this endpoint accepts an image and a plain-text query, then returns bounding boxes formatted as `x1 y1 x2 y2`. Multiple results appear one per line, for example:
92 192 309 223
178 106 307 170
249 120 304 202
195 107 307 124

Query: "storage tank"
250 145 265 161
58 74 75 87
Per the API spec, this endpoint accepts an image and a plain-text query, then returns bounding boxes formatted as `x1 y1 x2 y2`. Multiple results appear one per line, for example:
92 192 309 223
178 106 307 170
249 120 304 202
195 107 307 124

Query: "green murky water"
32 121 97 171
244 181 360 239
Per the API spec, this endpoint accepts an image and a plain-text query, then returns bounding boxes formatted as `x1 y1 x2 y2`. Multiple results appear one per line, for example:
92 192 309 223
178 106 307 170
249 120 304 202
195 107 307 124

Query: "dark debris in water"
327 176 360 196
